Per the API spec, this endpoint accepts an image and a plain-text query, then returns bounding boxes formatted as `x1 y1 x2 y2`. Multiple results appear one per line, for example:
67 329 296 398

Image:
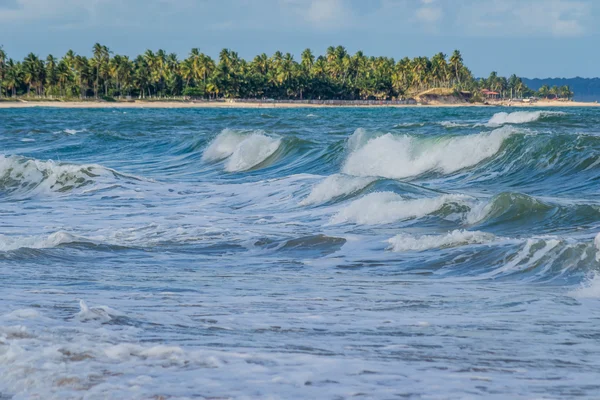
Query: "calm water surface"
1 107 600 399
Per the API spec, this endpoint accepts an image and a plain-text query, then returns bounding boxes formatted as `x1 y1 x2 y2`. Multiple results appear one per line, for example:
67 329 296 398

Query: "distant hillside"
522 78 600 102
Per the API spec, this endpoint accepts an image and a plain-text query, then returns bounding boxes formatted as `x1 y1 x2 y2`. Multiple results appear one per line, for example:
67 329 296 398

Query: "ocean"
1 107 600 399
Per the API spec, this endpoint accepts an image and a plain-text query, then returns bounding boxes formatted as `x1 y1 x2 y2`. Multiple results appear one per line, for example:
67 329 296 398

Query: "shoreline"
0 100 598 109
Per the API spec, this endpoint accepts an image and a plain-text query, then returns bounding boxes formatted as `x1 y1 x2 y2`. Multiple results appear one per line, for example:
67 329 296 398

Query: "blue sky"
0 0 598 78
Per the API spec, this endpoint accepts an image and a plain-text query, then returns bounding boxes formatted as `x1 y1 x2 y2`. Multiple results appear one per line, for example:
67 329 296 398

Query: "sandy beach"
0 99 598 109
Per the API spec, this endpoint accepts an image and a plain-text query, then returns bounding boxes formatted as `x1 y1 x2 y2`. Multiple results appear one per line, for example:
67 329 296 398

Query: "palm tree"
1 44 542 102
134 55 151 99
73 55 91 99
0 46 6 97
45 55 58 96
23 53 44 96
56 61 71 97
449 50 463 86
92 43 111 98
3 59 20 97
538 84 550 99
559 85 573 100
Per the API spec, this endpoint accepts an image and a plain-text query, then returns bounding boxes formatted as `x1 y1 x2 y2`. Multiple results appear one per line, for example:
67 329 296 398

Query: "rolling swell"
487 110 566 126
469 192 600 233
0 155 136 196
203 129 283 172
341 126 517 180
454 131 600 191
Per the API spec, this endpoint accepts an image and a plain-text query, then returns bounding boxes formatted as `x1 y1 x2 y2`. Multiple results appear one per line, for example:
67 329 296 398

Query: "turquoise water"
2 107 600 399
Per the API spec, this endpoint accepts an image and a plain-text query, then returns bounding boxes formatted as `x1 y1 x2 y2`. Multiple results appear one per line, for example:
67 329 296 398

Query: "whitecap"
0 231 79 252
203 129 282 172
388 230 496 252
0 155 119 195
330 192 473 225
75 300 126 323
342 126 516 180
487 111 565 126
299 174 376 206
570 273 600 299
63 129 87 135
439 121 471 128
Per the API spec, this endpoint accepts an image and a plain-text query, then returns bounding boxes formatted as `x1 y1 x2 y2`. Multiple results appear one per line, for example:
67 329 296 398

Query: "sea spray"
203 129 282 172
330 192 474 225
487 111 565 126
342 126 516 179
387 230 496 252
0 231 79 252
0 155 118 195
299 174 376 206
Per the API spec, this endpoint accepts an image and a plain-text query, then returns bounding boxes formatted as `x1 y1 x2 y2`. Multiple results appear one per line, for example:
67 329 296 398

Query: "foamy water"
342 126 516 179
2 106 600 399
203 129 282 172
388 230 496 252
487 110 565 126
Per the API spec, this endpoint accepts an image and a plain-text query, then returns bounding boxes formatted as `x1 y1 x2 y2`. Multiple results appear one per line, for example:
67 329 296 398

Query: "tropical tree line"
0 44 571 101
537 84 574 100
481 71 573 100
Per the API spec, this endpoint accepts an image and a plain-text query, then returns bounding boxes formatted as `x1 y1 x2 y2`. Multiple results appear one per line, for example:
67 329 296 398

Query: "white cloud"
459 0 592 38
415 6 442 22
280 0 352 28
307 0 343 23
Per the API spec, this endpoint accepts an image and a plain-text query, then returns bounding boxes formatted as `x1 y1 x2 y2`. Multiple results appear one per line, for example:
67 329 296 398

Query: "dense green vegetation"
523 78 592 101
0 44 573 101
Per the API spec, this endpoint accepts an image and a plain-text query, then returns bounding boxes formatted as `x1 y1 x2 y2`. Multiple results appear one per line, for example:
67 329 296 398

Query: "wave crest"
0 231 79 252
0 155 120 195
331 192 473 225
299 174 376 206
342 127 515 180
388 230 496 252
487 111 565 126
203 129 282 172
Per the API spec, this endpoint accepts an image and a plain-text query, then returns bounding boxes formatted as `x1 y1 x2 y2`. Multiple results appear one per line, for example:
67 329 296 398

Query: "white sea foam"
388 230 496 252
346 128 373 153
395 122 425 128
203 129 282 172
63 128 87 135
299 174 376 206
342 127 515 179
439 121 471 128
76 300 126 323
594 232 600 262
0 231 79 252
487 111 564 126
225 134 281 172
571 273 600 299
330 192 472 225
484 238 561 278
202 129 245 162
0 155 115 194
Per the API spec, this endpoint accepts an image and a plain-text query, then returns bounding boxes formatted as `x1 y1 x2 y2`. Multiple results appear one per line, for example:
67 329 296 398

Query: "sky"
0 0 598 78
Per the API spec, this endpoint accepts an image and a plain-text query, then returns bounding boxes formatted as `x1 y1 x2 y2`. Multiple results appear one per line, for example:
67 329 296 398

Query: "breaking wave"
388 230 496 252
0 231 80 252
299 174 376 206
487 111 565 126
342 127 516 180
331 192 473 225
0 155 128 195
203 129 282 172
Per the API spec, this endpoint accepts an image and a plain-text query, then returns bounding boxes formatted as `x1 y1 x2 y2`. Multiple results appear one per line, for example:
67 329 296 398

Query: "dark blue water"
2 107 600 399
